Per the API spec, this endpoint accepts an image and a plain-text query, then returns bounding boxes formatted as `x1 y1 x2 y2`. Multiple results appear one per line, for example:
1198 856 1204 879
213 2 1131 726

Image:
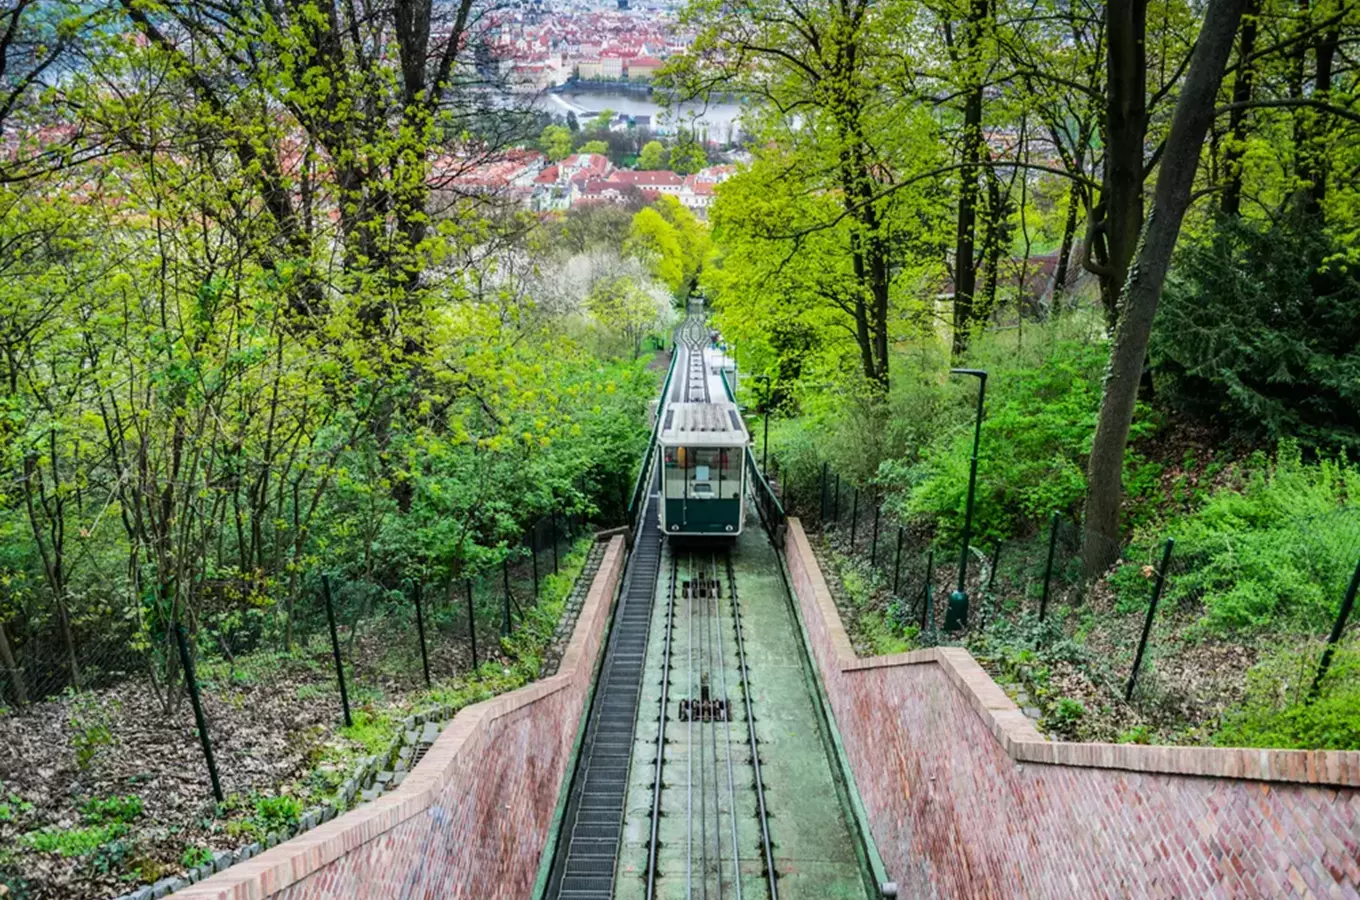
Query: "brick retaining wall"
784 518 1360 898
175 535 626 900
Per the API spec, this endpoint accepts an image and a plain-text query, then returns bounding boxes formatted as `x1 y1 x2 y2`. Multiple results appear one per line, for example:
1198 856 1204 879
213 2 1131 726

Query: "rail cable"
727 555 779 900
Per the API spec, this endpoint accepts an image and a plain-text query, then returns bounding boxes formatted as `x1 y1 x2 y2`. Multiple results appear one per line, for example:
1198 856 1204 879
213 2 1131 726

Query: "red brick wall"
784 519 1360 898
177 536 626 900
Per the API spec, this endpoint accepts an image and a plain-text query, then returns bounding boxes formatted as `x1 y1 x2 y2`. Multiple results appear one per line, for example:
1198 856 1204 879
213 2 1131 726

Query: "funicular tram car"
657 344 750 537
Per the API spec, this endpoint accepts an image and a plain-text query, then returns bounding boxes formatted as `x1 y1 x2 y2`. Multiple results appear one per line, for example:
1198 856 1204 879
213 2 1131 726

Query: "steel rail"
687 554 695 900
645 554 679 900
713 552 744 900
704 556 723 900
727 555 779 900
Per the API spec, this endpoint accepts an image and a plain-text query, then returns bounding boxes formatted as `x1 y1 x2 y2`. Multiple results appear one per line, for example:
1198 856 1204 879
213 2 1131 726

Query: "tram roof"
658 401 749 448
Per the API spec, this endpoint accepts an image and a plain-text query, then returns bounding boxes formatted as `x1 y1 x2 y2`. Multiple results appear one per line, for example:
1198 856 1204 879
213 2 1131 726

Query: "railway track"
645 548 777 900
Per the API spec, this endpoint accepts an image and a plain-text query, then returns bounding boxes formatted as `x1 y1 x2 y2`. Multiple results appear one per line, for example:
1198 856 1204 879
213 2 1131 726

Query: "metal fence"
769 461 1360 710
0 511 593 715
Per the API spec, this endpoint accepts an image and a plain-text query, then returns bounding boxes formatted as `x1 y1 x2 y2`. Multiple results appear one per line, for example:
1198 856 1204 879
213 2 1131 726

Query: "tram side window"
663 446 684 499
718 448 742 499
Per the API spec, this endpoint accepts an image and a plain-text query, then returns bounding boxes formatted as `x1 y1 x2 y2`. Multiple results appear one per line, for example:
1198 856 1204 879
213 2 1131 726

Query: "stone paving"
613 525 868 900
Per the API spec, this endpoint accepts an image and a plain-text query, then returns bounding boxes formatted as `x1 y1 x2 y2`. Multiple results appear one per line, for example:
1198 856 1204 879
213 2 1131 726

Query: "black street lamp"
945 367 987 633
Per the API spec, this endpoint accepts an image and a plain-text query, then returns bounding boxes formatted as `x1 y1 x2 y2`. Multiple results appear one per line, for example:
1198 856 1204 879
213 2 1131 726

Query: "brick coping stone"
171 535 627 900
786 517 1360 789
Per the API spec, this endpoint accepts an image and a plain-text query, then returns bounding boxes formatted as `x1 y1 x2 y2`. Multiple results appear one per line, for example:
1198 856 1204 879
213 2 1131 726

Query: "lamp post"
945 368 987 633
754 374 771 473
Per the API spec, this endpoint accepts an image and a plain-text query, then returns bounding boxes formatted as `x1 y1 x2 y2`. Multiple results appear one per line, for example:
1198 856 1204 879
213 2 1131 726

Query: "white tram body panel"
657 343 749 538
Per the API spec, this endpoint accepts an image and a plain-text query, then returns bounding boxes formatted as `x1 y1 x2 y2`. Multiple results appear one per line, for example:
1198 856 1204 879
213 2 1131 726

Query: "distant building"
628 56 664 80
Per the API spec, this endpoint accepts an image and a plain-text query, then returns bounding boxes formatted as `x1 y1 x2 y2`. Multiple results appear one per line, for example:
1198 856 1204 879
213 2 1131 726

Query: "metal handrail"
626 345 679 538
745 446 786 545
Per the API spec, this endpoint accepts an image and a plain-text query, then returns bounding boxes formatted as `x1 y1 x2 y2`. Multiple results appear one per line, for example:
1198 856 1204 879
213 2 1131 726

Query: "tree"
541 124 574 161
1082 0 1249 573
566 111 580 132
579 139 609 154
638 140 666 170
668 134 707 175
586 275 670 358
625 207 685 293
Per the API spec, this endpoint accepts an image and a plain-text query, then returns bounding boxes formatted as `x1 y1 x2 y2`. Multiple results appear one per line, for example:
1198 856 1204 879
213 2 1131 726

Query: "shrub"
884 330 1155 544
1155 444 1360 634
1215 642 1360 750
252 795 302 834
1155 212 1360 453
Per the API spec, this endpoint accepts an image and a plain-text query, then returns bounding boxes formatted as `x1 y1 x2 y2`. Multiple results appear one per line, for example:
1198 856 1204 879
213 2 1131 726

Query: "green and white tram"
657 341 749 537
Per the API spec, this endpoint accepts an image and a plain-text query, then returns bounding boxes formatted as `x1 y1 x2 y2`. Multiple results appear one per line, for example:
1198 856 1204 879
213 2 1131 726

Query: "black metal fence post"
531 531 540 598
986 542 1002 595
850 490 859 547
413 582 431 687
820 463 829 521
1310 558 1360 699
833 474 841 522
1038 512 1060 623
870 503 881 567
893 527 904 594
1126 539 1175 701
321 575 353 727
552 512 559 573
174 624 224 803
501 558 513 636
465 579 478 669
919 550 934 631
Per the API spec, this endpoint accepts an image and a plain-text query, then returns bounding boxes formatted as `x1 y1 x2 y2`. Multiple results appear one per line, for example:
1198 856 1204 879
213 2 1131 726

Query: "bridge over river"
165 322 1360 900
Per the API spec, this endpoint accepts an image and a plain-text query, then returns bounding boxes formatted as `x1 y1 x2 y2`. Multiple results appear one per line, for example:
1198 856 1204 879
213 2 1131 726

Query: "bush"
1215 642 1360 750
883 327 1155 544
1155 213 1360 453
1154 444 1360 634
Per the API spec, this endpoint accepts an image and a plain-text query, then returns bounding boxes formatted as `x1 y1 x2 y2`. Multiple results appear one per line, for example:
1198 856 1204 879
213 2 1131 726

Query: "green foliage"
81 795 143 825
22 823 128 857
637 140 666 170
539 124 573 161
667 134 707 175
1147 444 1360 634
1046 697 1086 731
578 140 609 155
67 692 117 771
252 795 302 834
879 325 1155 544
1215 643 1360 750
1156 213 1360 453
181 846 213 869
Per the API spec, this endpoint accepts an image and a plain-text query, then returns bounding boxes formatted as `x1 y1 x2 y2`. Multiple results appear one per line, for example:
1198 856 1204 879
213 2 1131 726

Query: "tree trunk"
952 76 984 354
1220 0 1260 218
1082 0 1249 575
1052 185 1082 309
1297 22 1338 217
1098 0 1149 328
0 617 26 706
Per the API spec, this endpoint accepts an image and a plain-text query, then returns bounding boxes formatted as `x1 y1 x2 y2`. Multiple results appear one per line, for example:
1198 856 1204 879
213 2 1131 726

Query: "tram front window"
689 449 721 498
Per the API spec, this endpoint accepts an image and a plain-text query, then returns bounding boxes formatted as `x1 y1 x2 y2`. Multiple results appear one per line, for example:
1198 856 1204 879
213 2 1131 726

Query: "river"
535 89 746 138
